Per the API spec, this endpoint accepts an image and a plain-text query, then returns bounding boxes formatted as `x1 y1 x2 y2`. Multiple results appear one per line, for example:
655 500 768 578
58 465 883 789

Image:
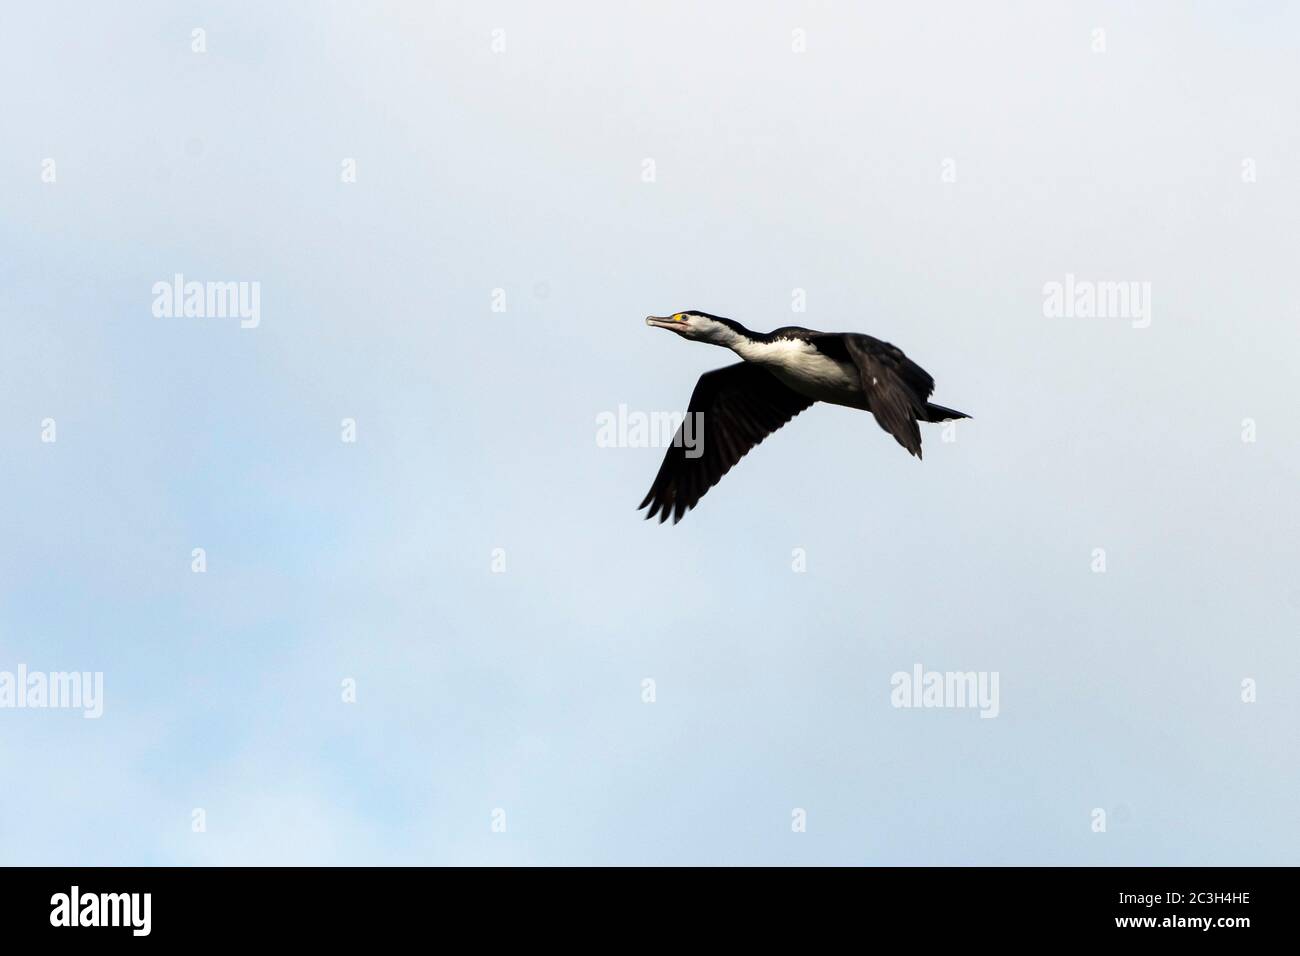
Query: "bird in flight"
639 311 970 523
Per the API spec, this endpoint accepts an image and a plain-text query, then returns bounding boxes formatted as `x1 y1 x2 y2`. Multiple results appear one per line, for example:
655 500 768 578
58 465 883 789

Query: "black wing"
833 333 935 458
639 363 815 523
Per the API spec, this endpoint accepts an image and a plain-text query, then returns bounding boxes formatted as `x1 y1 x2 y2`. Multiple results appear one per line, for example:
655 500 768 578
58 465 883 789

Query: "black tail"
921 403 970 422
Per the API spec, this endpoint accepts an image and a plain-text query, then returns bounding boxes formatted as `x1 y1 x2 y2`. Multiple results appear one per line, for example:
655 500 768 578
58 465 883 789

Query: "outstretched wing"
835 333 935 458
639 363 815 523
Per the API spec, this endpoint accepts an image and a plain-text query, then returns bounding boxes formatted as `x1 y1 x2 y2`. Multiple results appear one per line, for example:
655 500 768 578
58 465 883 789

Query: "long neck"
707 321 766 356
721 325 776 362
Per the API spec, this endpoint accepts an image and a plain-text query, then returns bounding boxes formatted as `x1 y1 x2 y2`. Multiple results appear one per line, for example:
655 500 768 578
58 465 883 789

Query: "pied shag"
639 311 970 523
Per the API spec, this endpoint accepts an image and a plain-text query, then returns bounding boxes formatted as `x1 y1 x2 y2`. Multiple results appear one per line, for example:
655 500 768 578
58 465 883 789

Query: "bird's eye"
673 313 685 322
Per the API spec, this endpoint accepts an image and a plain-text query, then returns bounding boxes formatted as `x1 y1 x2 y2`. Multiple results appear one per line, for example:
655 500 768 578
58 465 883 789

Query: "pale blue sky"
1 1 1297 864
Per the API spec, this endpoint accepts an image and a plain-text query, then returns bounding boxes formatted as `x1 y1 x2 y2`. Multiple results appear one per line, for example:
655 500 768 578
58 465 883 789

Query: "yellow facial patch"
672 313 685 322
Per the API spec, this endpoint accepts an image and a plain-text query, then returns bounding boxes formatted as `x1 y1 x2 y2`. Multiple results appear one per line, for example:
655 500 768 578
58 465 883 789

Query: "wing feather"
836 334 933 458
639 363 815 523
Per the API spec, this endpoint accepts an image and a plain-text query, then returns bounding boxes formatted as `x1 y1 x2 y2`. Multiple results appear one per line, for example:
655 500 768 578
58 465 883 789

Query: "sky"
1 1 1297 865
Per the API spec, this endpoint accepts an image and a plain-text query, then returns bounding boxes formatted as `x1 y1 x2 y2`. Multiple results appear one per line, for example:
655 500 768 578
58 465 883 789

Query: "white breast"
735 338 864 406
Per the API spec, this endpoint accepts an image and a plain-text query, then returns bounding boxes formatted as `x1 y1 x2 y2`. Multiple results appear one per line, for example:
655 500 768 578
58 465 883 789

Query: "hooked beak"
646 314 687 333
